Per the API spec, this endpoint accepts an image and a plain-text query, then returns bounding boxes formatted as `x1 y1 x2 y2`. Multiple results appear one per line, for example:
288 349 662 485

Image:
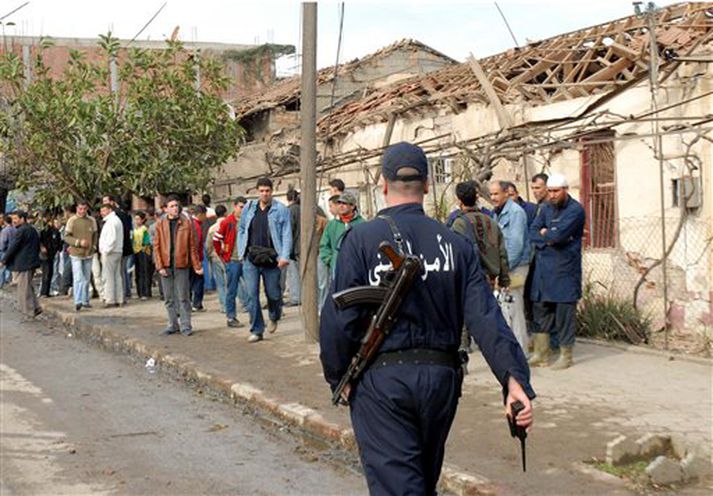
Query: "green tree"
0 34 242 208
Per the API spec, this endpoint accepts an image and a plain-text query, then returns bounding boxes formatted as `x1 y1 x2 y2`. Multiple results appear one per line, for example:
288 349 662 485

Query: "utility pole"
300 2 318 343
643 1 670 348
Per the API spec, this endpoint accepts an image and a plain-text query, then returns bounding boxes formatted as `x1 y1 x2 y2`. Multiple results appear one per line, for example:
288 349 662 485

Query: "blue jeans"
203 248 216 291
225 261 244 321
243 259 282 335
211 259 227 312
190 269 205 308
317 258 331 314
123 255 133 298
70 256 93 306
51 254 62 293
0 250 7 288
238 276 249 312
286 257 300 304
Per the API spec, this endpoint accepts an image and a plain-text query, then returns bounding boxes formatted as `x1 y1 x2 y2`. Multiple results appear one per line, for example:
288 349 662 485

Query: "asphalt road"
0 300 366 495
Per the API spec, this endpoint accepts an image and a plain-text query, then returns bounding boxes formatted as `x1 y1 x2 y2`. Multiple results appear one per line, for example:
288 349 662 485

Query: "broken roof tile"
317 2 713 138
234 38 457 120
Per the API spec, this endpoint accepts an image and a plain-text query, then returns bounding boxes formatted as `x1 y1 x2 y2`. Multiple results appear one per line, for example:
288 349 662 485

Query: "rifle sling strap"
377 214 405 255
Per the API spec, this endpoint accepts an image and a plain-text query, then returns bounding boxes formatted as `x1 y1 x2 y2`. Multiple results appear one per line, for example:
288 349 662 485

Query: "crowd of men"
0 163 584 363
0 141 590 493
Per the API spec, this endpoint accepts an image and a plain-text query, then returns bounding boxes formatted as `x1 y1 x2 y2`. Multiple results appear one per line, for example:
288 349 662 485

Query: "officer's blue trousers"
350 363 461 495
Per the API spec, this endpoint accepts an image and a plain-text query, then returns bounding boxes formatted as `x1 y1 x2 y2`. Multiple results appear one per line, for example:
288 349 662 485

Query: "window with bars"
580 132 618 249
429 157 455 184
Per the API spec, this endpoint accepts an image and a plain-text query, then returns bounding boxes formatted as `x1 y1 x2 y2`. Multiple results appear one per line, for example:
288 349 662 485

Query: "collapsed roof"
234 39 458 121
317 2 713 138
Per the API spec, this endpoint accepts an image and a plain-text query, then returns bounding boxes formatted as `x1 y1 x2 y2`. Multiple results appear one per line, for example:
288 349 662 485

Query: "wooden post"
467 54 512 129
300 2 319 343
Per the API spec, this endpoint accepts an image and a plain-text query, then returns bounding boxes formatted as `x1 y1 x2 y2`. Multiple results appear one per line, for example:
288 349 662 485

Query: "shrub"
576 282 652 344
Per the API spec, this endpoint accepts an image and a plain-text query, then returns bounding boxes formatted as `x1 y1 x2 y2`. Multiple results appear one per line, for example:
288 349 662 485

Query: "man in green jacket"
319 191 365 276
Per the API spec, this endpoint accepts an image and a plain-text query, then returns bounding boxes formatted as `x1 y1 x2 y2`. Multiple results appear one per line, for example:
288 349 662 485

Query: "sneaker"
227 319 244 328
83 303 92 309
75 304 82 312
192 305 206 312
181 329 193 337
33 307 43 317
160 327 179 336
267 320 278 334
247 333 263 343
140 296 148 301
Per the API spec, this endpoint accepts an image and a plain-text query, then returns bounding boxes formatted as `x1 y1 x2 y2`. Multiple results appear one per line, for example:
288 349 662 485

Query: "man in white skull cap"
527 173 585 369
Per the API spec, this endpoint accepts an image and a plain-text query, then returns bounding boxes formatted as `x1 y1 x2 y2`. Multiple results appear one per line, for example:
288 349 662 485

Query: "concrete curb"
5 294 497 495
577 338 712 366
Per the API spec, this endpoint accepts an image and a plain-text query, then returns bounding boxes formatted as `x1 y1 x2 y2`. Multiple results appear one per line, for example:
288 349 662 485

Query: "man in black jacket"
39 213 63 297
1 210 42 317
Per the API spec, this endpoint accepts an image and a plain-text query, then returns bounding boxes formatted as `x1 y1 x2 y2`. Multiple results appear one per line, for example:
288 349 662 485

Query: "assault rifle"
330 241 422 406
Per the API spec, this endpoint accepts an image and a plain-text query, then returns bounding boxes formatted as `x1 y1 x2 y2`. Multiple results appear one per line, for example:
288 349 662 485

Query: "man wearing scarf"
319 191 365 277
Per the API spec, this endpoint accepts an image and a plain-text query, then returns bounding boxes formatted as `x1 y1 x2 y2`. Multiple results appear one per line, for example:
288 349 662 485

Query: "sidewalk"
13 291 713 495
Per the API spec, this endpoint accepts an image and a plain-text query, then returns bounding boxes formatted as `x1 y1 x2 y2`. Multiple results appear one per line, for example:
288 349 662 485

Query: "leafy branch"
0 33 243 208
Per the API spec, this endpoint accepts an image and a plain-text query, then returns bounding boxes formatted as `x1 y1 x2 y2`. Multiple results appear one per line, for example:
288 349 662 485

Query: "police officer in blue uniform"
319 142 535 495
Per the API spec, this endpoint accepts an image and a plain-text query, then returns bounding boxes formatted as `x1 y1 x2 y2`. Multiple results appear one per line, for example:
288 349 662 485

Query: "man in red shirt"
213 197 247 328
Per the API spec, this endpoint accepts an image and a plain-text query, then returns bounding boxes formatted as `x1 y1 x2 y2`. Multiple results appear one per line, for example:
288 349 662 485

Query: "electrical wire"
0 2 29 22
128 2 168 46
494 2 519 47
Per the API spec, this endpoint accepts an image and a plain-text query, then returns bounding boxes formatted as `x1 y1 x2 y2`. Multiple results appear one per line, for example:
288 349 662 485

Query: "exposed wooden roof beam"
467 54 513 129
581 56 633 83
510 50 569 86
608 42 650 70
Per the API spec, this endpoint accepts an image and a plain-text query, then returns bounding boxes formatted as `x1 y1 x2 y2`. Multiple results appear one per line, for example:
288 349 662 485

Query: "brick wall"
0 36 276 101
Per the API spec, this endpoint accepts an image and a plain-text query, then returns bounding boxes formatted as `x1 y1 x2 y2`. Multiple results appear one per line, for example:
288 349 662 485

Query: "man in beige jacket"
64 200 98 312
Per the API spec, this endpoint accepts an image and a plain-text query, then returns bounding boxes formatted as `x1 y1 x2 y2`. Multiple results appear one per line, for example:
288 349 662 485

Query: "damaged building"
211 39 457 201
218 2 713 339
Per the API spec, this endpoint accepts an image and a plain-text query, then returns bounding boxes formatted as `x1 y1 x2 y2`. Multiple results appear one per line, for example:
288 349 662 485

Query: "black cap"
382 142 428 181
